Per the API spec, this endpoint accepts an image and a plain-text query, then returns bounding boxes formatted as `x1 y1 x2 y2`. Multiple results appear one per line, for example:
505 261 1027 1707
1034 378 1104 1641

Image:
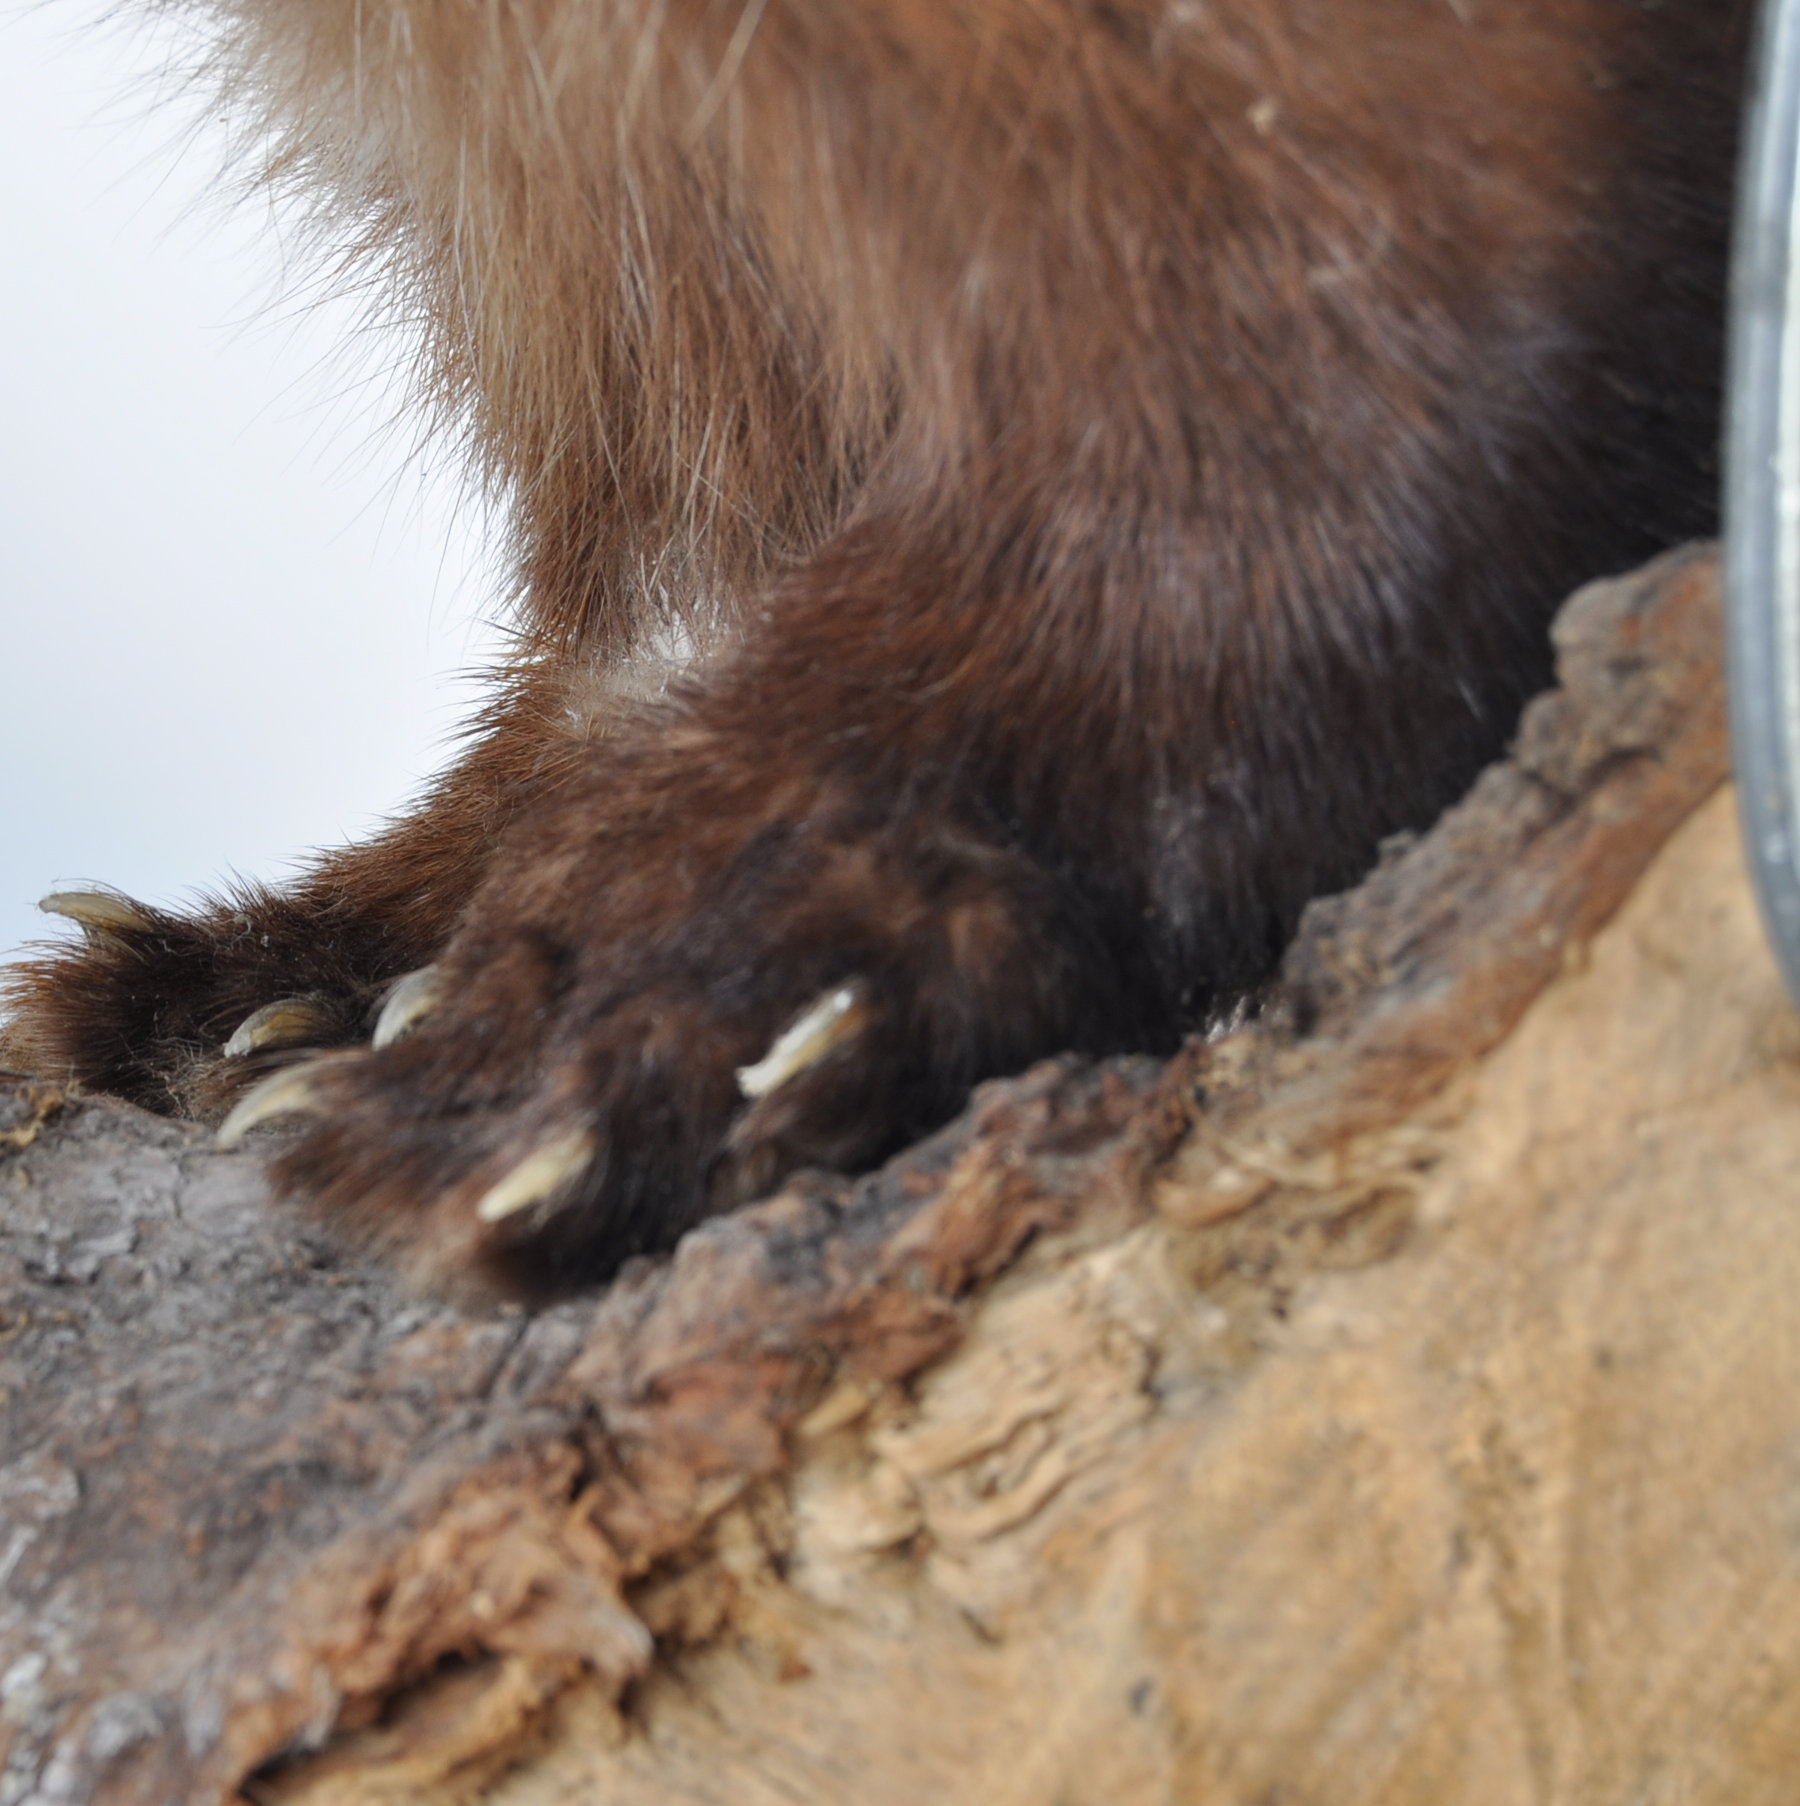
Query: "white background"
0 1 507 973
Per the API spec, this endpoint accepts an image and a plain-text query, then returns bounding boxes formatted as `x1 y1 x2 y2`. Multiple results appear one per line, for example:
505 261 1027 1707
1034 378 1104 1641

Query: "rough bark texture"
5 543 1787 1806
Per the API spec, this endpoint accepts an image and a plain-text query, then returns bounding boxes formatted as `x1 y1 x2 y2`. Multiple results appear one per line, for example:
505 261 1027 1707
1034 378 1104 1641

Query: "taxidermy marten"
4 0 1742 1298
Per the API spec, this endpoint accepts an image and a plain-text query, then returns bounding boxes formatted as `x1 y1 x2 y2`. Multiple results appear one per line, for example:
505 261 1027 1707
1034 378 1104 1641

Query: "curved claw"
475 1128 598 1224
223 997 334 1059
216 1064 330 1148
736 985 870 1100
372 965 443 1050
38 890 156 934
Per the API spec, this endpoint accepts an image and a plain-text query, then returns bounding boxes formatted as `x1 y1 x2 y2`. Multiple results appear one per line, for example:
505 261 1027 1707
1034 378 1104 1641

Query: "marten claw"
735 984 871 1099
38 890 157 936
371 966 443 1049
474 1128 599 1224
223 997 336 1058
217 1059 347 1147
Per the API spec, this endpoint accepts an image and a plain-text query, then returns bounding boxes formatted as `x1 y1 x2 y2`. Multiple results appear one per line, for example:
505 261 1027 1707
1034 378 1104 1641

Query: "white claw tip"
217 1065 324 1148
475 1128 597 1224
224 997 331 1059
39 890 154 934
372 965 443 1050
736 985 867 1101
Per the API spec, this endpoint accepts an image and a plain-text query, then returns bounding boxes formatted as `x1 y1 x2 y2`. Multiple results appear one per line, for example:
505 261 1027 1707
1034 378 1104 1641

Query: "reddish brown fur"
5 0 1743 1296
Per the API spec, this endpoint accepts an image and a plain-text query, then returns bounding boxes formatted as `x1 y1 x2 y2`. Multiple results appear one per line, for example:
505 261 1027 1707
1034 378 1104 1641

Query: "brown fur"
5 0 1744 1296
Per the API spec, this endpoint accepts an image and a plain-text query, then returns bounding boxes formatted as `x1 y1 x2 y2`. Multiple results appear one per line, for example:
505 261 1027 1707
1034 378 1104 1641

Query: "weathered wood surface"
6 543 1791 1806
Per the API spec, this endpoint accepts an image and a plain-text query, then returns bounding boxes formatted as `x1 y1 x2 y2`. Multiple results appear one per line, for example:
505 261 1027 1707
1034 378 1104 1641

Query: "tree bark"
6 544 1787 1806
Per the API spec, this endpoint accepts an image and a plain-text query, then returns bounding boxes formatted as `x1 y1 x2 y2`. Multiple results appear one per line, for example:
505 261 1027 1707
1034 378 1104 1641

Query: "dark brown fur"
5 0 1744 1296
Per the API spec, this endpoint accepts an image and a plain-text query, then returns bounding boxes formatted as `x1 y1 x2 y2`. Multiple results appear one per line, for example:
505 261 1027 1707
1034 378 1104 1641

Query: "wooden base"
8 546 1792 1806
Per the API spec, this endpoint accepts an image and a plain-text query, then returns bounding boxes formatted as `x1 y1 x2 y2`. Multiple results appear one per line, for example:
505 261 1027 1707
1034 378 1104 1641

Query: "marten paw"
211 773 1153 1300
3 887 426 1120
